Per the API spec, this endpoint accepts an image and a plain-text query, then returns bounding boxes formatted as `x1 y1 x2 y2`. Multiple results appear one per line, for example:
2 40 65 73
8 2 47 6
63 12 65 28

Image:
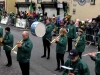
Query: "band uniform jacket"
97 31 100 48
0 26 3 38
56 35 68 54
90 52 100 74
75 34 86 52
42 23 53 41
3 32 14 51
67 24 76 39
17 38 33 63
63 58 90 75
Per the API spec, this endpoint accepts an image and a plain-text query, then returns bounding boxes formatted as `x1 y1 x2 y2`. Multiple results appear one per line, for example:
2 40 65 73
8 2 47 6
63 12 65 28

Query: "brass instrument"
0 38 3 46
75 36 80 47
50 35 60 43
12 40 23 51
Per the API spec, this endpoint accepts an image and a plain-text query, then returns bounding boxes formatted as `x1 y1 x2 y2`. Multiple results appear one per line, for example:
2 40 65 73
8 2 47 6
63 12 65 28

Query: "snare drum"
31 22 46 37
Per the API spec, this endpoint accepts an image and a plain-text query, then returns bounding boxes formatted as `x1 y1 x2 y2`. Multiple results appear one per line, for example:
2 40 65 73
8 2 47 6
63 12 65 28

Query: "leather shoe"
6 64 12 67
55 68 60 71
41 55 46 58
6 64 9 66
47 57 50 60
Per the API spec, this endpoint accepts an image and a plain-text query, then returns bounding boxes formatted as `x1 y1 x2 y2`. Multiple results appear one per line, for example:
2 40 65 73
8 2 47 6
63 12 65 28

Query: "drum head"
35 22 46 37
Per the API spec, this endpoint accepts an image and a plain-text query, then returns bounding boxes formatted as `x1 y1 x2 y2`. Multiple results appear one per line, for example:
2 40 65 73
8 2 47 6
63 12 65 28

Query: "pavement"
0 24 96 75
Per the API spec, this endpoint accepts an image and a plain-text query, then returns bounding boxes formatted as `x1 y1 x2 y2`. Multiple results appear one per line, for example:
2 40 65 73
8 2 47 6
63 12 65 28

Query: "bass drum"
31 22 46 37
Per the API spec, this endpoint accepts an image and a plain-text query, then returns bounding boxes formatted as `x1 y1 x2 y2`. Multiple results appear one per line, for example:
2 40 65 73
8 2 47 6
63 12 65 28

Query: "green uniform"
42 23 53 41
63 58 90 75
76 34 86 52
51 22 55 29
56 35 68 54
17 38 33 63
3 32 14 51
90 53 100 74
0 26 3 38
97 31 100 44
67 24 76 39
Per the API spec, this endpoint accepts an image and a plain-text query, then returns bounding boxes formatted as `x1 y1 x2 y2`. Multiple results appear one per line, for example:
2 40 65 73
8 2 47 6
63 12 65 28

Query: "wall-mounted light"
73 9 76 14
90 0 95 5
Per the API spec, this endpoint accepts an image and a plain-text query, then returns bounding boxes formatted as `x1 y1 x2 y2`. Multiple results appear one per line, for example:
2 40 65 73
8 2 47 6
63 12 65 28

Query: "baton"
82 52 100 56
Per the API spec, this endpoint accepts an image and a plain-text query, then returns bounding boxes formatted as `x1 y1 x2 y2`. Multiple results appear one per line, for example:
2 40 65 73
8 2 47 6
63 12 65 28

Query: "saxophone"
75 36 80 47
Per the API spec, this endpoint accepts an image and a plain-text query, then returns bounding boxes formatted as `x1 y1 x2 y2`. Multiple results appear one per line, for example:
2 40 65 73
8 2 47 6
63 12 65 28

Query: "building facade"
0 0 99 20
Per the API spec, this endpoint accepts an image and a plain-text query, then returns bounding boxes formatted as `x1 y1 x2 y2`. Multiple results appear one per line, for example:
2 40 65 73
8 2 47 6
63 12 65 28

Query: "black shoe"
6 64 12 67
47 57 50 60
55 68 60 71
6 64 9 66
66 50 69 52
41 55 46 58
59 69 63 72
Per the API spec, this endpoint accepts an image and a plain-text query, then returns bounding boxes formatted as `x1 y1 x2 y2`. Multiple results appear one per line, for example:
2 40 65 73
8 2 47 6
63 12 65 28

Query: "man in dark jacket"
63 49 90 75
41 18 53 59
3 27 14 67
17 31 33 75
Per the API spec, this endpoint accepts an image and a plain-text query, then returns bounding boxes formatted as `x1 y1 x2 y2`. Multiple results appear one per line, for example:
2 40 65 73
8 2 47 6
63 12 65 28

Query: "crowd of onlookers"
0 10 100 45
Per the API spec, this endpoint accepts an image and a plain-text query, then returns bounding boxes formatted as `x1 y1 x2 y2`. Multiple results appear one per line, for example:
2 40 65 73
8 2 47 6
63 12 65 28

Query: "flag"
28 2 33 16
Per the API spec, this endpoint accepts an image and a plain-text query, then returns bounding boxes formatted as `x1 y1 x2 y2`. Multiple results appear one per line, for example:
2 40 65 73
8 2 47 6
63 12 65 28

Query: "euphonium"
12 40 23 51
75 36 80 47
50 35 60 43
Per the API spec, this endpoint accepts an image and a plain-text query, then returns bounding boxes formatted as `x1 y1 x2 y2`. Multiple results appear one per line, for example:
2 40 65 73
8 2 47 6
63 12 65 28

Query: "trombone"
12 40 23 51
50 35 60 43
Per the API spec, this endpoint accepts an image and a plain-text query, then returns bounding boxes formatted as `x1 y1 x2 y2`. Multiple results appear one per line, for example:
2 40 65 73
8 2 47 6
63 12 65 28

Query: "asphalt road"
0 24 96 75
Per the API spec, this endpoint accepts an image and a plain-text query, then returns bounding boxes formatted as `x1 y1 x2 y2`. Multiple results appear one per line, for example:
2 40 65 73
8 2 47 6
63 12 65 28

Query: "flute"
82 52 100 56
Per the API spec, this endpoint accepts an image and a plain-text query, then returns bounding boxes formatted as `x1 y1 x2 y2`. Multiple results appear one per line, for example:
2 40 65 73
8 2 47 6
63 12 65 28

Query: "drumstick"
82 52 100 56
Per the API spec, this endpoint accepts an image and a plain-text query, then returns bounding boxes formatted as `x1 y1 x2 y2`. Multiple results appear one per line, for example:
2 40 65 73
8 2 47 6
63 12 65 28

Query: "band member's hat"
68 49 79 59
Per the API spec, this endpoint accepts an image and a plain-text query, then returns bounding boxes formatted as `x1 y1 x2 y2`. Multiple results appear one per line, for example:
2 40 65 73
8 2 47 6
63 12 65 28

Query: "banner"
16 18 26 28
1 16 9 24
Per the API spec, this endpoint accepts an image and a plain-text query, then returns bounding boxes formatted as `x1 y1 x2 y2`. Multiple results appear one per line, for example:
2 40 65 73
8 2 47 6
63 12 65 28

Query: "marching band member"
67 20 76 52
0 25 3 55
97 30 100 51
63 49 90 75
17 31 33 75
88 52 100 75
75 28 86 59
41 18 53 59
3 27 14 67
54 28 68 71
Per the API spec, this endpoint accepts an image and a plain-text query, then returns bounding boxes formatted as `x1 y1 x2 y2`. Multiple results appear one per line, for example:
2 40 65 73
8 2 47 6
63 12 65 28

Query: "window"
25 0 29 2
37 0 42 4
90 0 95 5
52 0 57 2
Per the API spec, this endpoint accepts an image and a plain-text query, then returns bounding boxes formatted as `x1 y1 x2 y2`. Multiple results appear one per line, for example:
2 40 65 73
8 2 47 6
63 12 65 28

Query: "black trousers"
42 39 50 58
5 51 12 65
19 62 30 75
98 45 100 51
96 73 100 75
56 53 64 69
68 38 73 52
78 52 82 59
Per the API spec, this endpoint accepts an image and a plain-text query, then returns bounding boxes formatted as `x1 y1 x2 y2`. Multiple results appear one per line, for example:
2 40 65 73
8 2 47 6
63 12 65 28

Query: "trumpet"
75 36 80 47
50 35 60 43
12 40 23 51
